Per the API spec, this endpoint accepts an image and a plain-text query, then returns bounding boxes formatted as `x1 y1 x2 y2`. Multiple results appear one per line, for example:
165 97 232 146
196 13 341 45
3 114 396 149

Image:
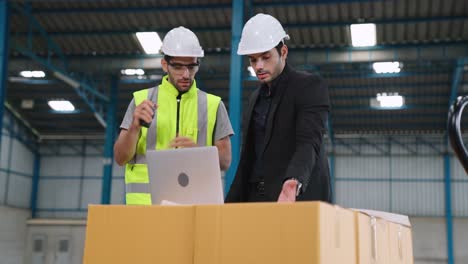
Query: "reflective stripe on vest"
125 79 220 205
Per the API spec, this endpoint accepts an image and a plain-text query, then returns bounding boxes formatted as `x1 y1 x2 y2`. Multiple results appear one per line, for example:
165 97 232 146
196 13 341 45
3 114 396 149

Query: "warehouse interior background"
0 0 467 263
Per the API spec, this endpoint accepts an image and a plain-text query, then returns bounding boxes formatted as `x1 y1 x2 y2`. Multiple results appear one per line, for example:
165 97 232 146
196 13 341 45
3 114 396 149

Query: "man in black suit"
225 13 331 203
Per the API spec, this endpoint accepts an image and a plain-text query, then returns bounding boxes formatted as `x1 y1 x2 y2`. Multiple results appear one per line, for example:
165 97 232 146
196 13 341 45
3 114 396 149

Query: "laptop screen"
145 146 224 205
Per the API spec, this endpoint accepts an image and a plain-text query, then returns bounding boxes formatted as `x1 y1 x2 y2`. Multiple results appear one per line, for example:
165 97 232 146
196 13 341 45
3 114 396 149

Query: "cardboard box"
355 212 389 264
354 209 413 264
194 202 356 264
83 205 195 264
83 202 356 264
388 222 414 264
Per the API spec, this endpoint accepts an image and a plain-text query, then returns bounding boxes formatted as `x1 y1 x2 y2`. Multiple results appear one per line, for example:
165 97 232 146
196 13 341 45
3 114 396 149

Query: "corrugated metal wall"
1 113 466 219
334 135 467 217
26 134 468 219
36 148 124 218
0 112 34 209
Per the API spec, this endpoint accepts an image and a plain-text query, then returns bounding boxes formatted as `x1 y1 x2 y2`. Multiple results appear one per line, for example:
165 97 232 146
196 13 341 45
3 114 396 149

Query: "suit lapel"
243 88 260 147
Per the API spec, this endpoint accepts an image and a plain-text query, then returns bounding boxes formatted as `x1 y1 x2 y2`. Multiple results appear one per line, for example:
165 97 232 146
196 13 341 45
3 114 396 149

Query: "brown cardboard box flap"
352 208 411 227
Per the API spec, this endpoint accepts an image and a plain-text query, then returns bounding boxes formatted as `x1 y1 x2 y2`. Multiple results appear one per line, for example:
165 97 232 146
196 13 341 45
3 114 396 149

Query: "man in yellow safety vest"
114 26 233 205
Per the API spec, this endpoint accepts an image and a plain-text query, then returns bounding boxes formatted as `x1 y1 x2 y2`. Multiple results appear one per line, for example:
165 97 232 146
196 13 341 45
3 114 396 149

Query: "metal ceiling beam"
254 0 387 7
333 123 446 130
388 137 417 155
30 3 231 14
333 113 449 119
12 16 468 36
9 55 163 73
322 70 452 78
11 3 109 129
334 105 447 110
289 43 468 64
9 43 468 72
333 94 449 100
331 82 451 90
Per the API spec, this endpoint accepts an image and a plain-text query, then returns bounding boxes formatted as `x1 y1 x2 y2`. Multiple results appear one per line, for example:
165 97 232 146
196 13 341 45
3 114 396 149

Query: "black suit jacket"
225 64 331 202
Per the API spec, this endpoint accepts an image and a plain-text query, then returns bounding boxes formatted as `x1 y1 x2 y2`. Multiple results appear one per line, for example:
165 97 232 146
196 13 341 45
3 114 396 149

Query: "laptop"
146 146 224 205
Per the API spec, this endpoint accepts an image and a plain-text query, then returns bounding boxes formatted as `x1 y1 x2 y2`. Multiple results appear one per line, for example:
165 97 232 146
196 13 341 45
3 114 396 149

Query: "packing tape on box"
398 225 403 260
370 216 377 263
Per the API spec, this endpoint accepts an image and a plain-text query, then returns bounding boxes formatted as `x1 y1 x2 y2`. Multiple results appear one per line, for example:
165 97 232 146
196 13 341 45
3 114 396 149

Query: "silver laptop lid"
146 146 224 205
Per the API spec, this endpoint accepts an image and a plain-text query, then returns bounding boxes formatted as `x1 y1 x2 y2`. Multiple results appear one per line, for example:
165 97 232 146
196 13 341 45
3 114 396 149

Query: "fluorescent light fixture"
247 66 256 77
370 92 405 109
121 69 145 76
21 99 34 109
350 23 376 47
373 61 401 74
48 100 75 112
20 71 45 78
136 32 162 54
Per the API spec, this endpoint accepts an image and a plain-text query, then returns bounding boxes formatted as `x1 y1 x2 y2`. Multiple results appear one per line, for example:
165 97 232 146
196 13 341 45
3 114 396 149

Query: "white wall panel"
0 206 29 264
391 156 443 179
453 182 468 217
452 157 467 180
112 163 125 177
0 171 6 204
7 176 32 208
40 157 82 176
80 180 101 208
1 135 11 168
392 182 445 216
38 180 80 209
10 140 34 175
83 157 103 177
336 156 390 179
111 179 125 204
335 155 447 216
335 181 390 211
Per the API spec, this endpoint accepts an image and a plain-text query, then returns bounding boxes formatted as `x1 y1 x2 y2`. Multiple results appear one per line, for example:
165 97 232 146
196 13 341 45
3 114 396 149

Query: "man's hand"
277 179 298 203
132 99 157 128
169 136 197 148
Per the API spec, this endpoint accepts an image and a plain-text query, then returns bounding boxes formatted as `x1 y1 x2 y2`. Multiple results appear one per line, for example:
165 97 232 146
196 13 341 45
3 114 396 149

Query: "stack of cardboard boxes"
83 202 413 264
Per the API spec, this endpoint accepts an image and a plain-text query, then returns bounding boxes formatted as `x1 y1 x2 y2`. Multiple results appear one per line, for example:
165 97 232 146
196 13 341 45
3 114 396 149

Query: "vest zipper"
176 94 181 135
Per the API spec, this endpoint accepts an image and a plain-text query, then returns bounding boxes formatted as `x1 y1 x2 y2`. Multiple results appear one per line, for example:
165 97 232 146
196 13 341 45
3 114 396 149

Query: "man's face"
248 45 287 85
161 57 199 93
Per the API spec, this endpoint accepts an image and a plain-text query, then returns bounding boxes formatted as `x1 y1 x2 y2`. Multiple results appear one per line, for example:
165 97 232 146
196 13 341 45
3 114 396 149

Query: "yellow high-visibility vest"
125 76 220 205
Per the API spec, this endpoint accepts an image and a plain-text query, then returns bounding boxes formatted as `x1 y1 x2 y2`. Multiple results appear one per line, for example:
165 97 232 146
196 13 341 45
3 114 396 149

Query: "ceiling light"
20 71 45 78
373 61 401 74
370 93 405 109
21 99 34 109
48 100 75 112
136 32 162 54
121 69 145 76
350 23 376 47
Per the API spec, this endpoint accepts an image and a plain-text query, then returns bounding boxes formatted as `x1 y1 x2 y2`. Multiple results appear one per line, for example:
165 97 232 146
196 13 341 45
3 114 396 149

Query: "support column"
444 58 464 264
30 152 41 218
224 0 244 195
0 0 10 155
101 76 118 204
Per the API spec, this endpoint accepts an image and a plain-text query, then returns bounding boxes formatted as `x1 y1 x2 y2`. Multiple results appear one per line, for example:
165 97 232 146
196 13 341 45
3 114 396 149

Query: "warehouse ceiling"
6 0 468 138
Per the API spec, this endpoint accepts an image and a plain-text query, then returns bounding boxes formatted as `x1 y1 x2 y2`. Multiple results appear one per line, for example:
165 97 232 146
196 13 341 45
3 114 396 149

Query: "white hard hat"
237 13 290 55
161 26 204 57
